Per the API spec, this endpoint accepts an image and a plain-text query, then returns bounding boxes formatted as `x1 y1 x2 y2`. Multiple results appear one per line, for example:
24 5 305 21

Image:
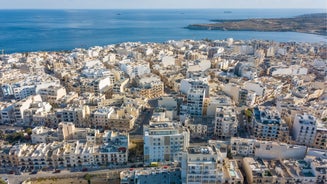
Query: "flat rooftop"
188 146 213 154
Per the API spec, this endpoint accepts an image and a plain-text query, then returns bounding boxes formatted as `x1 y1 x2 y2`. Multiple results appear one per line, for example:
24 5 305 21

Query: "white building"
269 65 308 76
186 88 206 117
292 114 317 146
180 145 225 184
161 56 175 68
143 121 190 164
206 95 233 117
214 106 238 139
180 78 209 96
38 85 66 101
31 126 57 144
231 138 256 157
13 95 43 124
244 81 265 97
252 106 290 143
254 141 307 160
120 59 151 78
231 138 307 160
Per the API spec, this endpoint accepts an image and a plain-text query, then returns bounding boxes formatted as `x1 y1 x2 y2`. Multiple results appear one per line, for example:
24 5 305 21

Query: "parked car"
30 170 38 175
53 169 61 173
8 170 14 174
82 168 88 172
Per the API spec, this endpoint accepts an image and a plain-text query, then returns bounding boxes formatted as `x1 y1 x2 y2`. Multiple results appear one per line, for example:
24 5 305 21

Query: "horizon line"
0 8 326 10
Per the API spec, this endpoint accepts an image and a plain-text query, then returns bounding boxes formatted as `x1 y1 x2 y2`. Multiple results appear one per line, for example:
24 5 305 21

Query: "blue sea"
0 9 326 53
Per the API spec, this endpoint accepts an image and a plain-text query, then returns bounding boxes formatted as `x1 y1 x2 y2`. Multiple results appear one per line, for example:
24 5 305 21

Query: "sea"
0 9 326 53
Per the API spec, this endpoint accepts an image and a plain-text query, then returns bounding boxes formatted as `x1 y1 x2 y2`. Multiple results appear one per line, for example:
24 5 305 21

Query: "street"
0 166 142 184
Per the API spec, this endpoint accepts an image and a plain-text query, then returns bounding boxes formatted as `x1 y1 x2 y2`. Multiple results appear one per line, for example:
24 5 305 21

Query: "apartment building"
31 126 58 144
313 122 327 150
180 145 225 184
231 138 307 160
3 130 129 169
120 59 151 78
143 122 190 164
136 74 164 99
252 106 290 143
243 157 318 184
120 166 181 184
292 113 318 146
186 88 206 117
55 105 89 127
180 78 209 97
222 159 244 184
214 106 238 139
90 105 137 131
230 138 256 157
38 85 66 102
242 157 276 184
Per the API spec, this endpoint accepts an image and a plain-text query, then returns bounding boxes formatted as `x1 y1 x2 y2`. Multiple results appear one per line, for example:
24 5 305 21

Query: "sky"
1 0 327 9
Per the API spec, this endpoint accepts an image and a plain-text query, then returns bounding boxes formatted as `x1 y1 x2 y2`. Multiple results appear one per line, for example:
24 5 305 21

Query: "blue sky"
1 0 326 9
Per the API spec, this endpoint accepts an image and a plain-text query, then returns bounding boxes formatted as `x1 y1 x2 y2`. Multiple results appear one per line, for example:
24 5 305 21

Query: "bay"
0 9 326 53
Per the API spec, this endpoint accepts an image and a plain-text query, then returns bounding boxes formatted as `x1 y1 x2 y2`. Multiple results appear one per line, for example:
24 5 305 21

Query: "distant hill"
186 13 327 36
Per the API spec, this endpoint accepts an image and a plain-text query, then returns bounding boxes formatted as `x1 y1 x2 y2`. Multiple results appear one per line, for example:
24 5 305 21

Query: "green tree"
84 173 92 184
0 178 7 184
0 130 5 140
25 128 32 135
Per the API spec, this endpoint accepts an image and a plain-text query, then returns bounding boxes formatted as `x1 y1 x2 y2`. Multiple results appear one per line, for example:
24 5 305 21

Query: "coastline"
186 13 327 36
1 10 326 53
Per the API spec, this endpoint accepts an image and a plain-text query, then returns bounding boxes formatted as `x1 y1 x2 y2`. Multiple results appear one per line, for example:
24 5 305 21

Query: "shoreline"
2 37 327 55
186 13 327 36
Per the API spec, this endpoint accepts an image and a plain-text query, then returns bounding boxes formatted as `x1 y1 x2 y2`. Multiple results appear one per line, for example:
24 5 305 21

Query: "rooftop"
188 146 213 154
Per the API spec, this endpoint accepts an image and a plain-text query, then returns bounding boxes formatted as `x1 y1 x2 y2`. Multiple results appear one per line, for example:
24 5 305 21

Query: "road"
1 166 141 184
130 107 154 136
236 109 251 138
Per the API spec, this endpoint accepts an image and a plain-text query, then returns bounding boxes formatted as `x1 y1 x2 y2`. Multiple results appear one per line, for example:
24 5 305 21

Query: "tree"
25 128 32 135
0 130 5 140
0 178 7 184
84 173 92 184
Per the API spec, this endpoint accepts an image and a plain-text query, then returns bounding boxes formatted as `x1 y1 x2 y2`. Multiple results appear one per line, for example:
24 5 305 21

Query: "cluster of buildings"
0 125 129 169
0 38 326 183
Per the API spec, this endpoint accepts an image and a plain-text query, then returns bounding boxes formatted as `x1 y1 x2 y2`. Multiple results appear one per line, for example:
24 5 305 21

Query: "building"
180 145 225 184
313 122 327 150
31 126 58 144
305 148 327 184
252 106 290 143
222 83 248 107
186 88 206 117
292 114 317 146
13 95 44 124
58 122 76 140
222 159 244 184
136 74 164 99
90 105 137 131
242 157 276 184
243 157 317 184
180 78 209 97
55 105 89 127
206 95 233 117
143 121 190 164
120 59 151 78
214 106 238 139
38 85 66 102
254 141 307 160
120 166 181 184
231 138 256 157
100 130 129 165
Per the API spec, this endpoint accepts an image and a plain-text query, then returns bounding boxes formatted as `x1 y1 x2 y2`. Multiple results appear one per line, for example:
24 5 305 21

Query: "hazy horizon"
1 0 326 10
0 8 326 10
